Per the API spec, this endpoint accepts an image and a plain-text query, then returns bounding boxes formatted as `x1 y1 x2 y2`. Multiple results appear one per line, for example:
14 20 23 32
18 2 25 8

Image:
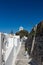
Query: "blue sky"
0 0 43 33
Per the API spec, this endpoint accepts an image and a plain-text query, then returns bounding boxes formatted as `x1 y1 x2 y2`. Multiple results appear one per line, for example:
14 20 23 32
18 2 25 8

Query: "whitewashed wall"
12 36 21 65
0 33 6 65
5 35 21 65
0 33 21 65
0 33 2 65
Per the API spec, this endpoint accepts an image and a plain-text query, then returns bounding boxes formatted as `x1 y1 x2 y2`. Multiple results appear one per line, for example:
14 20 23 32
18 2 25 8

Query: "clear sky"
0 0 43 33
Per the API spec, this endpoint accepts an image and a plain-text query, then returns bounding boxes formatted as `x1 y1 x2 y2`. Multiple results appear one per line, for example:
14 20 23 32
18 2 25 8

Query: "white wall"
0 33 6 65
0 33 2 65
13 35 21 65
0 33 21 65
5 35 21 65
5 37 14 62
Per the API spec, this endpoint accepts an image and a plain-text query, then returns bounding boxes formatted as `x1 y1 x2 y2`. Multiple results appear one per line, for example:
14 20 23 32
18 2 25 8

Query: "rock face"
25 21 43 65
25 37 33 55
36 21 43 36
25 28 35 55
31 21 43 65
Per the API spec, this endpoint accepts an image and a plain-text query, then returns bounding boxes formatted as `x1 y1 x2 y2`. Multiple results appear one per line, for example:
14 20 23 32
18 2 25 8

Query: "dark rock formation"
36 21 43 36
25 21 43 65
